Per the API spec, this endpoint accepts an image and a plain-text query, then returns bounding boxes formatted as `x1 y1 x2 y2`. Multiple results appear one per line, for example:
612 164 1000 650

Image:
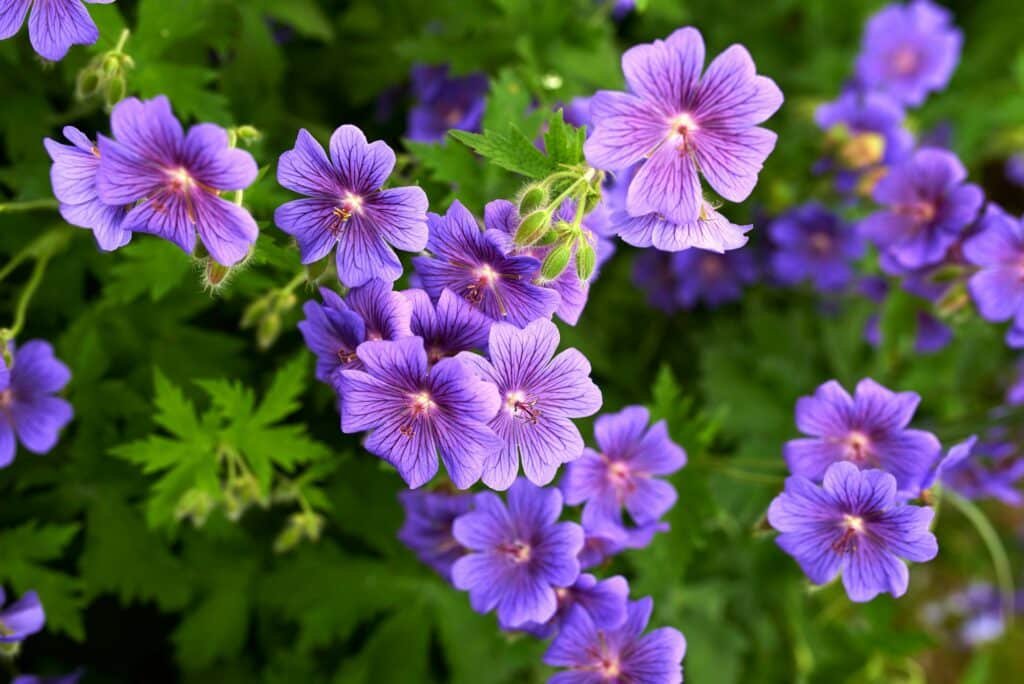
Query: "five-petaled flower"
584 26 783 224
785 378 941 497
1 341 74 469
768 461 938 602
275 125 429 287
338 336 500 489
95 96 260 266
451 478 584 627
544 596 687 684
457 318 602 490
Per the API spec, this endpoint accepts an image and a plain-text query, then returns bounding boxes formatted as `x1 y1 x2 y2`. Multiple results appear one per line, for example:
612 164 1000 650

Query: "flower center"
336 348 358 365
0 388 13 410
329 192 364 235
505 390 541 424
809 231 833 255
832 514 865 553
838 132 885 169
843 430 874 464
400 391 436 438
166 166 197 192
891 46 920 76
898 201 937 225
597 655 622 678
444 107 464 127
668 112 699 152
499 540 532 563
466 264 500 304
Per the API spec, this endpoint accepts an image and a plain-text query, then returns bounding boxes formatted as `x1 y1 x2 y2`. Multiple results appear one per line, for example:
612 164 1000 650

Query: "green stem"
699 461 785 486
1 252 51 344
111 28 130 54
281 272 307 295
0 198 59 214
946 490 1016 629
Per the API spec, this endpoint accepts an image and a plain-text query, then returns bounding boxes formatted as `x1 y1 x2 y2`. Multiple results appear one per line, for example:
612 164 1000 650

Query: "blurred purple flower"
674 247 758 308
930 436 1024 506
397 489 474 581
855 0 962 107
0 588 45 643
859 148 983 270
406 64 488 143
963 205 1024 346
770 202 864 292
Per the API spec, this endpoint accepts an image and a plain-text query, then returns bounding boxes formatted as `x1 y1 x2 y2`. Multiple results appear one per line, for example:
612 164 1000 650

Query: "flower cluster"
397 404 688 681
46 96 260 266
769 378 941 601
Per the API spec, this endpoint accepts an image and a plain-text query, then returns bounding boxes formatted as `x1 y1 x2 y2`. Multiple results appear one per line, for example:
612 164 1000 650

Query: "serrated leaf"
450 127 557 179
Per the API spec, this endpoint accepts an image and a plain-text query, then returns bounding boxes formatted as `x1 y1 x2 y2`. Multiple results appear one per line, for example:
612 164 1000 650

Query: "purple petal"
335 215 404 287
274 198 343 264
95 135 165 205
0 1 30 42
12 395 73 454
693 125 777 203
328 125 395 193
622 26 703 107
364 186 429 252
11 340 71 395
28 0 98 61
626 143 701 224
190 191 258 266
277 128 341 197
181 124 258 190
109 96 182 166
0 422 14 469
842 539 909 602
583 92 666 171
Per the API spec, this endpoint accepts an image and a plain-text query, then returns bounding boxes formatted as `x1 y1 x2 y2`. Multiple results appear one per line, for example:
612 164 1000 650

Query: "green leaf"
252 355 309 426
153 369 203 439
543 109 585 166
103 239 192 304
449 127 557 180
0 523 84 640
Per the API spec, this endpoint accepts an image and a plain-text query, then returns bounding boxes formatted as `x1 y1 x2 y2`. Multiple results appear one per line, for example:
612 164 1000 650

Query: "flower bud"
257 313 282 350
515 210 551 246
104 75 127 109
175 489 216 527
75 67 104 100
203 259 232 289
541 241 572 281
575 242 597 282
518 185 547 214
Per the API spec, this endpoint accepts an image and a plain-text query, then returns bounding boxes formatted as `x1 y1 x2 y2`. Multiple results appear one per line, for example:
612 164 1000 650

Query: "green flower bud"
257 313 282 350
515 210 551 246
75 68 104 100
575 241 597 282
175 488 216 527
235 125 262 145
104 74 127 109
541 241 572 281
518 185 547 214
583 189 602 213
203 259 232 289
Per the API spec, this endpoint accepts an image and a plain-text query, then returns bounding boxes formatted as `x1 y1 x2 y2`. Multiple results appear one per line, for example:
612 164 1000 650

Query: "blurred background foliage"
1 0 1023 682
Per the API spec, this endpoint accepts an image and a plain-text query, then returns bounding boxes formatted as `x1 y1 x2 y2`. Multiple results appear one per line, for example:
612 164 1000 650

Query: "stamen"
498 540 532 563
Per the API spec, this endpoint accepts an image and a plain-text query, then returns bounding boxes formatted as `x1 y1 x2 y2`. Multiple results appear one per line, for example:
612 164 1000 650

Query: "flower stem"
0 251 52 347
946 490 1016 629
0 198 59 214
112 28 130 55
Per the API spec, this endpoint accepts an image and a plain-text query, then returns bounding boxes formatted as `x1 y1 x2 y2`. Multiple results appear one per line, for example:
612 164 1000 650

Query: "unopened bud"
273 511 325 554
175 489 216 527
257 313 282 350
75 68 103 100
203 259 232 289
515 211 551 246
518 185 547 214
104 75 127 109
575 242 597 282
541 241 572 281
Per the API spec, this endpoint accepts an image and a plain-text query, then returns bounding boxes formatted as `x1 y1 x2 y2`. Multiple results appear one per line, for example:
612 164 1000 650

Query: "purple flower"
405 288 491 364
1007 360 1024 406
1 341 73 469
864 310 952 355
613 200 752 253
406 64 488 143
768 462 938 602
931 436 1024 506
298 280 412 390
510 573 629 639
413 200 560 327
815 91 913 194
923 583 1024 648
457 318 602 490
963 206 1024 342
484 199 614 326
859 147 983 270
275 125 428 286
563 406 686 534
95 96 259 266
544 597 686 684
673 247 758 308
563 96 593 129
855 0 962 107
769 202 864 292
44 126 131 251
397 489 474 581
784 378 941 496
338 336 500 489
0 0 110 61
451 478 583 627
0 589 45 643
584 27 783 223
